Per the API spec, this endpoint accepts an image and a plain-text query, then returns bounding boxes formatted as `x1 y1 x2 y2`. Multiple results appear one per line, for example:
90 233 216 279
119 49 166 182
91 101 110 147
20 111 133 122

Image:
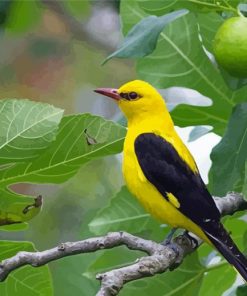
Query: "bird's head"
94 80 166 121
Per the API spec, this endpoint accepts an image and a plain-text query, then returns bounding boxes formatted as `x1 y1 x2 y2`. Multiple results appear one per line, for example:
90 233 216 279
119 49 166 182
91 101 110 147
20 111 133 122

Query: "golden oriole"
95 80 247 281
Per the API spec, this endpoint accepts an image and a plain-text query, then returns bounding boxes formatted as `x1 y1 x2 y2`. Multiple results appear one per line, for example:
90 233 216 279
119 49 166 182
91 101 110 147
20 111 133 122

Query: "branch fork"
0 192 246 295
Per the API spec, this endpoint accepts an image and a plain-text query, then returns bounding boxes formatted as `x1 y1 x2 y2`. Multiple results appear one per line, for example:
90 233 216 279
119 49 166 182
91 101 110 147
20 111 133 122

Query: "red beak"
94 88 120 101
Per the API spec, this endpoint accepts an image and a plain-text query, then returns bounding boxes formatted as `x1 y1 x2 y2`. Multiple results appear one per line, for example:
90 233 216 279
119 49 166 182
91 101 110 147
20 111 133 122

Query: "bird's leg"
161 227 178 246
161 228 181 267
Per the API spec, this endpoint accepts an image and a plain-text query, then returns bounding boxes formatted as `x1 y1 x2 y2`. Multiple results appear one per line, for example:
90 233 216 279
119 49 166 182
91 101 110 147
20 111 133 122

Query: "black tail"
205 222 247 282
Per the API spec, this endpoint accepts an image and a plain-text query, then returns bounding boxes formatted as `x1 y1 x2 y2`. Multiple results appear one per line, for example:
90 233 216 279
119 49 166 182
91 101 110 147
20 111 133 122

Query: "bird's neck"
127 108 175 136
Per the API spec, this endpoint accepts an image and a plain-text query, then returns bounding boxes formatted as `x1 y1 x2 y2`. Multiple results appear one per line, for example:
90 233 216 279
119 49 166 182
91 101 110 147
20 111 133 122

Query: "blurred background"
0 1 220 295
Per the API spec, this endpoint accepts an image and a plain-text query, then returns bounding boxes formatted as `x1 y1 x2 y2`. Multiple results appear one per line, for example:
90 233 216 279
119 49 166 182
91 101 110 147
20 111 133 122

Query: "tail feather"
204 223 247 282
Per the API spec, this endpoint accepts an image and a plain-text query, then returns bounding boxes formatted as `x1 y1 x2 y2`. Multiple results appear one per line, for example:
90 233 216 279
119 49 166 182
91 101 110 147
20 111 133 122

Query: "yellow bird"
95 80 247 281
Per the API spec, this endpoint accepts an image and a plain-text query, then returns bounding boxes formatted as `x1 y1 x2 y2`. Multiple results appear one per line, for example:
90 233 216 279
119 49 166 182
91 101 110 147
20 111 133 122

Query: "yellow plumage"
119 80 209 243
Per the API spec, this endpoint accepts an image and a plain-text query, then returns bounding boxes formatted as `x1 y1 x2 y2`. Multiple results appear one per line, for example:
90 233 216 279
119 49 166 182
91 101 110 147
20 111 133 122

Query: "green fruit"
213 16 247 78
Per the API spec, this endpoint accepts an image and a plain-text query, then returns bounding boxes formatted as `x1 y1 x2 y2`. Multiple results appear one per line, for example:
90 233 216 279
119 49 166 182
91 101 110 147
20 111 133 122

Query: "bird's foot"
183 230 199 249
161 227 178 246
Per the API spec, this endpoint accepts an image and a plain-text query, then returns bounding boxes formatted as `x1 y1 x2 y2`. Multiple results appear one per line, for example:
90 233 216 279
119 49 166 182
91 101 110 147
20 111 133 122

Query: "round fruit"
213 16 247 78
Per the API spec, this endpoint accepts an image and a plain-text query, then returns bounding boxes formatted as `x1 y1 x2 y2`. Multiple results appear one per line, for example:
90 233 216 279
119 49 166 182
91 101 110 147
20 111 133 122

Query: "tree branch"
40 0 118 52
0 192 246 295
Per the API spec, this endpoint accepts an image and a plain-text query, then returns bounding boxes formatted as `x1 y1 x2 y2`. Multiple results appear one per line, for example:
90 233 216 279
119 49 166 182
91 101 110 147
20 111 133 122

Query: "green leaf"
242 163 247 198
121 0 234 135
103 9 188 64
0 0 12 28
89 186 151 235
209 103 247 196
199 264 236 296
197 12 223 53
5 0 41 33
0 99 63 164
138 0 239 14
0 114 126 226
0 191 42 226
237 285 247 296
0 241 53 295
0 222 28 231
188 126 212 142
0 113 126 185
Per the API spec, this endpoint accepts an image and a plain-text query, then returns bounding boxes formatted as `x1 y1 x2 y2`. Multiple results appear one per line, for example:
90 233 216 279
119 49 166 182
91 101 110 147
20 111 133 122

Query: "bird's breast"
122 129 207 240
122 130 176 223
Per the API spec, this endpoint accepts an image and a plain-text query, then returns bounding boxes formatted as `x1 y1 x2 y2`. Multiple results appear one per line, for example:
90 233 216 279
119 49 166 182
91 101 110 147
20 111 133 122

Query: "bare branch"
0 192 246 295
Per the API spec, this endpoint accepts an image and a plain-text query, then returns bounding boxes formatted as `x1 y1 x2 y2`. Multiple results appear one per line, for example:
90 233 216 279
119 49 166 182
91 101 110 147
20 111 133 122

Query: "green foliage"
0 99 63 227
0 241 53 295
89 186 150 235
237 285 247 296
1 0 247 295
0 99 63 163
89 186 168 241
103 9 188 64
0 114 125 185
0 105 126 228
120 0 239 135
209 103 247 196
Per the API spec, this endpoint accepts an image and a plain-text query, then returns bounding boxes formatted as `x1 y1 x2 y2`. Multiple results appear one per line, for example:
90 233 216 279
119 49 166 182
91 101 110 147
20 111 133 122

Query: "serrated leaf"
0 241 53 296
209 103 247 196
188 126 212 142
103 9 188 64
89 186 151 235
0 99 63 164
121 0 234 135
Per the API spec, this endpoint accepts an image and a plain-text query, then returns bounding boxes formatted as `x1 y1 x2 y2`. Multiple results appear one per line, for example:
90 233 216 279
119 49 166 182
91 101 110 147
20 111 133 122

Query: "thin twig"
0 192 246 296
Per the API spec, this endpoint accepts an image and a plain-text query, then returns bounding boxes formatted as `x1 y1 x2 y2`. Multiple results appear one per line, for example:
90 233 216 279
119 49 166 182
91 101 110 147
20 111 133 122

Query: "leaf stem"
188 0 238 14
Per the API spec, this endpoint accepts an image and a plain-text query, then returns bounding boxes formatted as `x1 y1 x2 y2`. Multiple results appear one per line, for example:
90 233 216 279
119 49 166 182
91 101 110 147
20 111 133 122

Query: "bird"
94 79 247 281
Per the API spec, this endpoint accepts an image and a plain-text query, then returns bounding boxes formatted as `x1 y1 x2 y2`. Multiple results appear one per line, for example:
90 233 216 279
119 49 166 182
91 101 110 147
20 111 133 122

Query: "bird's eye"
128 92 138 100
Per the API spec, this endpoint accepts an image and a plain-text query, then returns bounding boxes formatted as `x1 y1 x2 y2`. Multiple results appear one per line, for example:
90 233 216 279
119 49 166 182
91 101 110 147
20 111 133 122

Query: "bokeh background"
0 1 222 295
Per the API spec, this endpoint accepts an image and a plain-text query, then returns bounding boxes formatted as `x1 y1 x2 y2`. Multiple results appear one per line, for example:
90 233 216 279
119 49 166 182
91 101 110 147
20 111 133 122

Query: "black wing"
134 132 220 227
134 133 247 281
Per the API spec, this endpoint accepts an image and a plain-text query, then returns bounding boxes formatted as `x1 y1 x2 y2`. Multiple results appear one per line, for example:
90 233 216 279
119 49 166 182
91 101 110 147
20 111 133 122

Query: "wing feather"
134 132 220 226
